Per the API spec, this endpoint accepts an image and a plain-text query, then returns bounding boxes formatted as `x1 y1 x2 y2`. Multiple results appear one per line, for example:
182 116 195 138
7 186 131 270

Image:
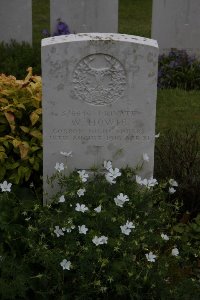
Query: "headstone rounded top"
42 33 158 48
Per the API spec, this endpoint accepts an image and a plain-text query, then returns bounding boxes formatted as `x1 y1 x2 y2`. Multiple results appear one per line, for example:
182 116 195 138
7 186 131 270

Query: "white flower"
55 162 64 172
161 233 169 241
105 167 121 185
136 175 158 189
94 205 102 213
77 188 86 197
59 195 65 203
145 251 157 262
169 187 176 194
78 170 89 183
148 177 158 187
60 151 72 157
125 220 135 229
99 235 108 244
109 168 121 178
114 193 129 207
143 153 149 162
78 225 88 235
75 203 89 213
105 172 116 184
120 225 131 235
120 220 135 235
155 133 160 138
136 175 143 185
104 160 112 170
171 247 179 257
169 179 178 187
60 259 72 270
54 226 64 237
0 181 12 192
92 236 101 246
92 235 108 246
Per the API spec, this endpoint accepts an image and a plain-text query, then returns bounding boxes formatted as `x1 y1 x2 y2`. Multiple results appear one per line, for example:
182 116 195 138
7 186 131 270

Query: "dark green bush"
158 50 200 90
0 41 41 79
154 130 200 218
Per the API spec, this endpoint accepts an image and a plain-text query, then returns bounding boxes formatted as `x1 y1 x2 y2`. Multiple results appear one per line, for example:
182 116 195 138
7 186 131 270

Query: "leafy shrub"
0 163 199 299
0 68 42 186
158 50 200 90
154 130 200 219
0 41 41 78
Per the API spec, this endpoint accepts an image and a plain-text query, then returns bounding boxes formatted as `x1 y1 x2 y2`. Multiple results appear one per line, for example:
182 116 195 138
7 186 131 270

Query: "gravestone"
50 0 118 34
0 0 32 44
152 0 200 57
42 33 158 201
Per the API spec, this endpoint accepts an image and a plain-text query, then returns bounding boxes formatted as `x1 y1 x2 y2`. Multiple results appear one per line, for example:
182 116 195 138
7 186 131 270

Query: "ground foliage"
155 130 200 218
0 41 41 78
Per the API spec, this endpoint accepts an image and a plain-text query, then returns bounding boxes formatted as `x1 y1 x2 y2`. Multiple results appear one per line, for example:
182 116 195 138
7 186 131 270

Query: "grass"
119 0 152 37
156 89 200 136
32 0 49 47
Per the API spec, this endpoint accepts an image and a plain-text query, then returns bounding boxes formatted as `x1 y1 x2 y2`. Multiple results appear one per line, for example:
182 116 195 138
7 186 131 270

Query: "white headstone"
50 0 118 34
42 33 158 200
152 0 200 57
0 0 32 44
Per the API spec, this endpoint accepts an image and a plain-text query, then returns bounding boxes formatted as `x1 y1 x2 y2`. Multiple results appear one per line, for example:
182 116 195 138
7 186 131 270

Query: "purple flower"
54 20 70 36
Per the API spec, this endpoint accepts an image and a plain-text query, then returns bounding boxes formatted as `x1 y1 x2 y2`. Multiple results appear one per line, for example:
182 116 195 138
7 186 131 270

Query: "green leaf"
20 126 30 133
0 151 7 161
30 130 42 140
6 161 20 170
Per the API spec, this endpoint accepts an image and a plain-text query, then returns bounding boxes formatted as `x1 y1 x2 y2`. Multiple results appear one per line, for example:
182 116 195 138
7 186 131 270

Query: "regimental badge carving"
72 54 127 106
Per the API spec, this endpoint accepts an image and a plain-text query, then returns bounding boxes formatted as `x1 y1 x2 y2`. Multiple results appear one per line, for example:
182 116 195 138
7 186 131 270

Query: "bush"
0 41 41 78
158 50 200 90
0 68 42 186
154 130 200 219
0 163 199 299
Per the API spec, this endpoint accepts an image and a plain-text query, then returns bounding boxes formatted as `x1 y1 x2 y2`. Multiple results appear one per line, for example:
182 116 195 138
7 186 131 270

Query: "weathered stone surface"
0 0 32 44
50 0 118 34
152 0 200 57
42 33 158 199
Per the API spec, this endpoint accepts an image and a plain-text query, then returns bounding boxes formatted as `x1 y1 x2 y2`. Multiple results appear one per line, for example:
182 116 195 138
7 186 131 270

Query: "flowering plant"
0 161 199 299
158 49 200 90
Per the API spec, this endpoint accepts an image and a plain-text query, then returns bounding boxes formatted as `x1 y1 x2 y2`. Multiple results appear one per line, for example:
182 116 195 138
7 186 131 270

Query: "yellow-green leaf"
19 143 29 159
0 152 7 161
30 112 39 126
30 130 42 140
0 146 5 152
20 126 30 133
13 139 21 148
